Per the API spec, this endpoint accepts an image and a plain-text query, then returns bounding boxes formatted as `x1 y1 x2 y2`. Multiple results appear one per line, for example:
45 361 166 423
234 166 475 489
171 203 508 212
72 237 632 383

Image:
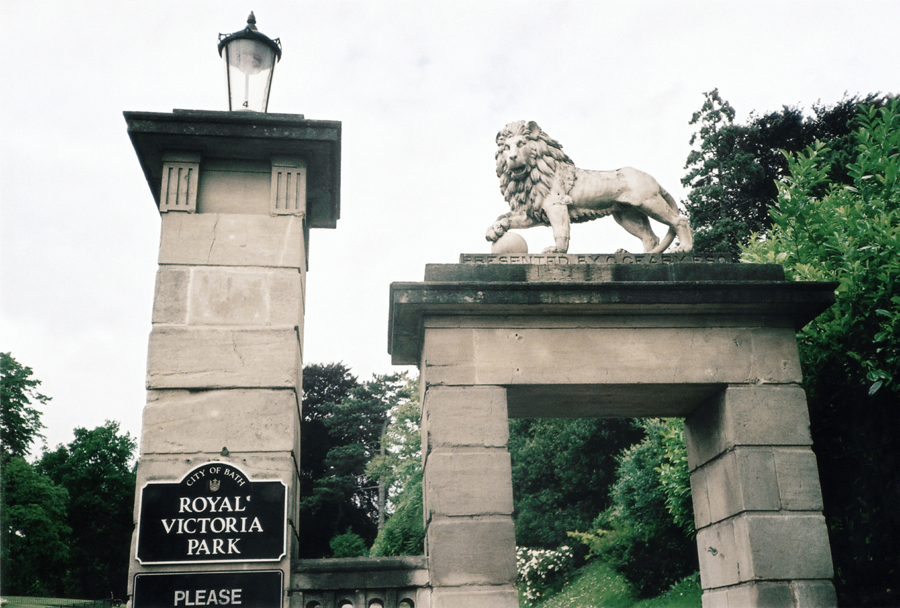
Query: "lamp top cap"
217 11 282 60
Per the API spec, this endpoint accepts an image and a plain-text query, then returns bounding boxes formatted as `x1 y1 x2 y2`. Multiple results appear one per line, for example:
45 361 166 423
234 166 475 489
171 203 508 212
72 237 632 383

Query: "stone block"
792 580 837 607
701 580 835 608
690 465 712 529
703 448 779 525
196 159 270 215
146 327 301 391
152 266 303 327
424 450 513 518
141 389 300 455
724 582 794 608
427 517 517 587
685 385 812 470
291 556 428 585
733 512 834 580
158 213 306 269
421 386 509 454
431 586 519 608
774 448 824 511
701 587 728 608
152 267 190 324
423 325 802 388
697 519 741 588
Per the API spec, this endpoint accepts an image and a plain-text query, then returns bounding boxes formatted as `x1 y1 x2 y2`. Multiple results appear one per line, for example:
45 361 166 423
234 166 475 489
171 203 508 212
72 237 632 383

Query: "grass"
527 561 701 608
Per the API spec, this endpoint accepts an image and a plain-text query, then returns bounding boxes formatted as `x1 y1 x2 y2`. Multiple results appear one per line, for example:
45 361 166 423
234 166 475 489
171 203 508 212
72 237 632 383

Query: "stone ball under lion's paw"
491 232 528 254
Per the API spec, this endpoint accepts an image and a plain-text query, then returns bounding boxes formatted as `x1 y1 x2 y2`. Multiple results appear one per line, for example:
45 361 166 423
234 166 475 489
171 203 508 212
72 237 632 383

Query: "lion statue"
486 120 693 254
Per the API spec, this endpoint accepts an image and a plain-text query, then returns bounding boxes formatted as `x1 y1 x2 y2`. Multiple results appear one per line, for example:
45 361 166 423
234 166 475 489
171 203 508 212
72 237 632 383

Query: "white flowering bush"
516 545 575 605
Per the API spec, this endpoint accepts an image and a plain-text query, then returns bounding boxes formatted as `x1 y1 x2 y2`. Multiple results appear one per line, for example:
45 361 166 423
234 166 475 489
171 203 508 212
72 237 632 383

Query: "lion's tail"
648 187 681 254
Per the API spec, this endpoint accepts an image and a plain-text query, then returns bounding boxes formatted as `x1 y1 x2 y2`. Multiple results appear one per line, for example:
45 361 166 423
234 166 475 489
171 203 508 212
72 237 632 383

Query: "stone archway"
389 254 838 608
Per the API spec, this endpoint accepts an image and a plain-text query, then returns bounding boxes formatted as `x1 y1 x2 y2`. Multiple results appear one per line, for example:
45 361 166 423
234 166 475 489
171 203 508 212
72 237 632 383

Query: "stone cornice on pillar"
123 109 341 228
388 261 837 365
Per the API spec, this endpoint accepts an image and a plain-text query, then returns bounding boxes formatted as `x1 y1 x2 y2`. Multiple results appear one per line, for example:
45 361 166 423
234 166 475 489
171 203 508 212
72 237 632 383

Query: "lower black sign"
136 462 287 564
133 570 282 608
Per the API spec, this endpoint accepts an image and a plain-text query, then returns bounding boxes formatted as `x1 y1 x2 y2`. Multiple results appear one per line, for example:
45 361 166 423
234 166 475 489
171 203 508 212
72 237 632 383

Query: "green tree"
38 421 137 600
0 456 70 596
681 89 759 252
570 419 696 599
298 366 407 558
743 99 900 607
683 90 884 253
298 362 361 558
508 418 643 549
366 374 424 556
1 352 49 459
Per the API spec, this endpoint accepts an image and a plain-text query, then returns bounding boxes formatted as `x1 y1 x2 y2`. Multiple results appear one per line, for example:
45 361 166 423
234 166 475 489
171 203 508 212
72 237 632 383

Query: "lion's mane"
496 121 612 225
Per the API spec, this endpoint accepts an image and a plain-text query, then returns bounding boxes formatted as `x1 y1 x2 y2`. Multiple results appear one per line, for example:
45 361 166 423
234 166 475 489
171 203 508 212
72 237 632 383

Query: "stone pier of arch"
388 254 838 608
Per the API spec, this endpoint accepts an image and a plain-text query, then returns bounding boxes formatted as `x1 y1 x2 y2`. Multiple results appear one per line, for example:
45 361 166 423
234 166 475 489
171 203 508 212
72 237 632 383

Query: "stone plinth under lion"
486 120 694 255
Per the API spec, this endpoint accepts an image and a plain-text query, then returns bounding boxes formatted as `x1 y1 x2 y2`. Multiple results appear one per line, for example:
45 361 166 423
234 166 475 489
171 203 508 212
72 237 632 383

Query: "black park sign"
136 462 287 564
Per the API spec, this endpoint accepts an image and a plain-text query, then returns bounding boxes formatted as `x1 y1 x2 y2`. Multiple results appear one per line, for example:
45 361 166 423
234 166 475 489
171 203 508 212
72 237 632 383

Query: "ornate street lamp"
218 12 282 112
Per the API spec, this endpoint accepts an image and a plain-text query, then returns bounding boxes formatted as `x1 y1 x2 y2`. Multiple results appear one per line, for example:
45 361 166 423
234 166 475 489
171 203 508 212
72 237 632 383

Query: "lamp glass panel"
223 38 276 111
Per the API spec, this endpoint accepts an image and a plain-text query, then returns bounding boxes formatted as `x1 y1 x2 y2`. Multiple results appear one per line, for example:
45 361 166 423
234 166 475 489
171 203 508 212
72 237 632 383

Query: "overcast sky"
1 0 896 452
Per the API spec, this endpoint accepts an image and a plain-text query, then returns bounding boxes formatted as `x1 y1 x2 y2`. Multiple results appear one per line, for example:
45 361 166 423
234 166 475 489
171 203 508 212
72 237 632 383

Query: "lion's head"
495 121 573 221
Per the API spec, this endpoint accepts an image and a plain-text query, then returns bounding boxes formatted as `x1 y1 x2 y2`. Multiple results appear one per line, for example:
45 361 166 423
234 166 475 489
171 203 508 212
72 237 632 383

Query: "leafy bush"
369 469 424 557
570 419 696 598
516 545 575 606
329 528 368 558
655 419 694 537
742 100 900 606
509 418 643 549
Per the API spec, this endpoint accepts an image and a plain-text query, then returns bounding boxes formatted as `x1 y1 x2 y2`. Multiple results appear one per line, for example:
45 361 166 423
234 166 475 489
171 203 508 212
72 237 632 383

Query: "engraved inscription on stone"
459 252 737 265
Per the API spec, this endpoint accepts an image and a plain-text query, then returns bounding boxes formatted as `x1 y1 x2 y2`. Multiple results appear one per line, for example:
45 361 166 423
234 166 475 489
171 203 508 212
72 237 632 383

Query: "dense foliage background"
1 353 136 599
740 99 899 607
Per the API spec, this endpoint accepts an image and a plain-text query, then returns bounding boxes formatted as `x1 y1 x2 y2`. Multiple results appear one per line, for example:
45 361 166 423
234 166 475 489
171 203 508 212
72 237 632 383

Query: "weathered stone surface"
421 386 509 454
422 325 802 388
685 385 813 471
146 327 301 391
697 519 741 588
424 450 514 519
291 556 429 588
774 448 824 511
700 587 728 608
702 448 780 525
196 159 270 215
124 110 341 229
427 517 517 587
792 580 838 607
158 213 307 269
700 580 837 608
430 258 783 282
152 267 190 324
152 266 304 327
734 513 834 580
431 586 519 608
722 582 794 608
389 276 836 365
690 465 712 529
141 389 300 455
699 513 833 588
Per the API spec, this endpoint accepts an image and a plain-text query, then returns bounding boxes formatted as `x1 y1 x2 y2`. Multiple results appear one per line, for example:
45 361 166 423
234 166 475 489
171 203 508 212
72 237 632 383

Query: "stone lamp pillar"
124 110 340 608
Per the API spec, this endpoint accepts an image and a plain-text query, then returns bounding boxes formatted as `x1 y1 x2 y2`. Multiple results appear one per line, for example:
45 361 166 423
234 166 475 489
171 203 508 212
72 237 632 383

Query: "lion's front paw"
486 219 510 242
